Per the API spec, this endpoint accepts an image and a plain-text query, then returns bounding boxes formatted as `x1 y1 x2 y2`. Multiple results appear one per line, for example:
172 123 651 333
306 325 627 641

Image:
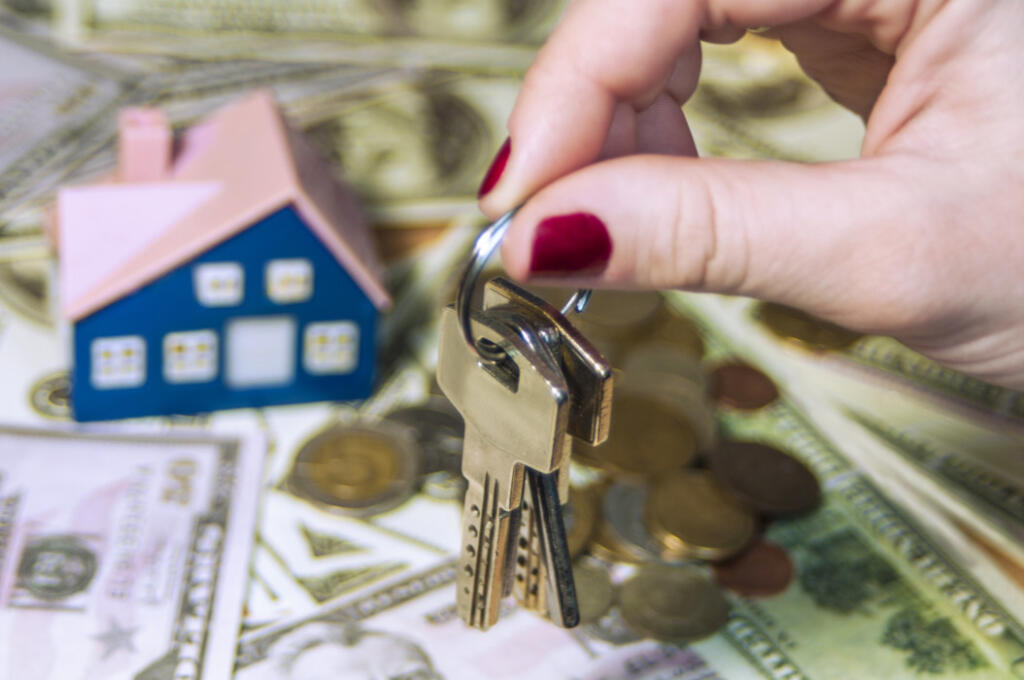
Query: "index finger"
477 0 836 217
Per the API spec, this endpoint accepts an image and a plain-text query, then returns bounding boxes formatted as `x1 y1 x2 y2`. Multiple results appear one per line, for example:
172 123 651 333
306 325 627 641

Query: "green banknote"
53 0 558 70
0 425 263 679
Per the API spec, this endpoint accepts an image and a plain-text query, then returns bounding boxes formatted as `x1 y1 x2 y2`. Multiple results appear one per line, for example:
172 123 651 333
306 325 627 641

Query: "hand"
478 0 1024 389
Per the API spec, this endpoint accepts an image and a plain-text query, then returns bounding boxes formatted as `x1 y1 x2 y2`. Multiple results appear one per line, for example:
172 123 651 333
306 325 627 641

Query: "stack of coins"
527 289 821 643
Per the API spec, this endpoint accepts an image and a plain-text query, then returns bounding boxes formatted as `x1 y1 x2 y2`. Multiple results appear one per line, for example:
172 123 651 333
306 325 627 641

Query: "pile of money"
521 289 821 643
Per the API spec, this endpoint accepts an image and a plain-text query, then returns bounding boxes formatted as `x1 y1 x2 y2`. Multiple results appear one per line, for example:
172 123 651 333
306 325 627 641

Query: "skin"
480 0 1024 389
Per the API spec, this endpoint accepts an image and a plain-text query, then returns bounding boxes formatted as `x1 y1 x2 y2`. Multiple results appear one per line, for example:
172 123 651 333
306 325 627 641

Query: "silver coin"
602 482 664 563
386 396 464 474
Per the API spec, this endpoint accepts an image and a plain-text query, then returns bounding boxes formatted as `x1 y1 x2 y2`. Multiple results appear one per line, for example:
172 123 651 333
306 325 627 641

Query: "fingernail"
477 137 510 198
530 212 612 275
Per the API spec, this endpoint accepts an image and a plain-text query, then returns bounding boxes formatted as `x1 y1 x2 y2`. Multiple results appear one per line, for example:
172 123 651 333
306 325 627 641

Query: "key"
515 468 579 627
437 302 571 630
469 280 614 628
483 280 613 626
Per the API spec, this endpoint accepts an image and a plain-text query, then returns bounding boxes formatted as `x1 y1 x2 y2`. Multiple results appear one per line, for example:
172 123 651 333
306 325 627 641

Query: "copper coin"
710 441 821 516
709 361 779 410
619 564 730 642
646 470 757 561
712 539 794 597
575 391 697 479
758 302 861 351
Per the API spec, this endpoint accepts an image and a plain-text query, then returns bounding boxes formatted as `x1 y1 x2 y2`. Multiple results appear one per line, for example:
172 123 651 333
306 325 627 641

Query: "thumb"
501 153 925 329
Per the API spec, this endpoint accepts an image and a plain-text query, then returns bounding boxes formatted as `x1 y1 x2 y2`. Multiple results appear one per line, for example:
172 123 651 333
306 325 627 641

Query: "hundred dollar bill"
0 424 263 680
234 559 762 680
53 0 559 71
0 25 135 223
672 303 1024 678
686 35 864 164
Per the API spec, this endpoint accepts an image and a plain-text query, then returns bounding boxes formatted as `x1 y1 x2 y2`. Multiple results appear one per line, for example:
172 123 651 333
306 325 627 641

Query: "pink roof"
58 90 391 321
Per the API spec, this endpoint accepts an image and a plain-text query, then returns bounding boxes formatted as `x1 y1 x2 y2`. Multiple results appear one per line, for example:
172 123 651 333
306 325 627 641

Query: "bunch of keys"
437 211 613 630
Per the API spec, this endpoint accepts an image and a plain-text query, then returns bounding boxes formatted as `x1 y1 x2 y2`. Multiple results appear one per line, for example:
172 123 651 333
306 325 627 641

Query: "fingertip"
499 209 534 282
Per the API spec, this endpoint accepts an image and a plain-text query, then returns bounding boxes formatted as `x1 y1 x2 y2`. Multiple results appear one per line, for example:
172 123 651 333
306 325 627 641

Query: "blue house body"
73 206 378 421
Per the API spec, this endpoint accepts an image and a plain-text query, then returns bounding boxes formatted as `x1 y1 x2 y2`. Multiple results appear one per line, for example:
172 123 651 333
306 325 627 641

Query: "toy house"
56 90 392 421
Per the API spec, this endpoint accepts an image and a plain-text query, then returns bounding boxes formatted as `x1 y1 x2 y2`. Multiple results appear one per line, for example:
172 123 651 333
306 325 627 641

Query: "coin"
620 348 717 451
619 564 730 641
575 289 665 330
757 302 862 351
596 482 664 563
630 303 705 358
712 539 794 597
385 396 464 473
564 485 599 558
575 390 697 479
573 562 615 624
288 423 419 516
710 441 821 516
29 371 71 419
646 470 757 561
708 361 779 410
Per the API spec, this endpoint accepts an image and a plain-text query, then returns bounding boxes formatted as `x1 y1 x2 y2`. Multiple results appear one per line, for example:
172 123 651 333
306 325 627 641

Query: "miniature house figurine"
56 90 392 421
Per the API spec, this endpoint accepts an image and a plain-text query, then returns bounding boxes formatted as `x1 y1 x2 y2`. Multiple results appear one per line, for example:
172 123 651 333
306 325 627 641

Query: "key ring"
455 208 592 362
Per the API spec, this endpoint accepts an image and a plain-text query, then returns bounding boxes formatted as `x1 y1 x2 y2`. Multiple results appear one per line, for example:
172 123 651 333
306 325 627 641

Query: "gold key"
437 300 572 630
483 281 613 626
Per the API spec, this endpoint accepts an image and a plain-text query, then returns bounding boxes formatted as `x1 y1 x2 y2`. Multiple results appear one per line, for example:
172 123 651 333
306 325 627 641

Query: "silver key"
437 302 571 630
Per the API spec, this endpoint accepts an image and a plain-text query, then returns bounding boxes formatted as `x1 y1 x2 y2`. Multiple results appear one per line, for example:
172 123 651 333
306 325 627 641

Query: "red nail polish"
530 212 612 274
477 138 510 198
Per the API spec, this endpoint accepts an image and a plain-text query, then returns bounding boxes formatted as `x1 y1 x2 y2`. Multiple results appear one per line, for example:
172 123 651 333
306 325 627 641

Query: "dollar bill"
52 0 559 71
686 36 865 163
234 559 765 680
0 25 135 224
0 424 263 679
674 301 1024 677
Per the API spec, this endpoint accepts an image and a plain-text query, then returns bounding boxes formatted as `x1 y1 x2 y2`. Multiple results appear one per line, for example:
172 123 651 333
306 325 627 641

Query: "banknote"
686 36 865 163
234 559 765 680
0 24 135 222
53 0 560 71
0 424 263 680
683 307 1024 678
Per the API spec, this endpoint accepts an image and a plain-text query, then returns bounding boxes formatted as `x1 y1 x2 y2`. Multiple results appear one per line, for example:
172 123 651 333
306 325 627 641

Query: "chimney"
118 108 172 182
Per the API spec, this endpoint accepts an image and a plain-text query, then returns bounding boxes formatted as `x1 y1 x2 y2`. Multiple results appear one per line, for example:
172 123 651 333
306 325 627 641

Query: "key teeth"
458 475 506 630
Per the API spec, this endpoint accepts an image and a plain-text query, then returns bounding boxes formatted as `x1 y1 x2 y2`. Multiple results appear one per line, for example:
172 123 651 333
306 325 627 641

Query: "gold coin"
564 485 599 558
288 424 419 515
624 304 705 359
619 564 730 642
573 562 614 624
646 470 757 561
575 391 697 479
757 302 862 351
710 441 821 516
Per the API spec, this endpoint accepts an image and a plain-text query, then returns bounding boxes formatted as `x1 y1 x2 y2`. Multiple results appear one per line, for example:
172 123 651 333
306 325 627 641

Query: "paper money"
53 0 560 70
0 25 133 222
0 424 263 679
234 560 762 680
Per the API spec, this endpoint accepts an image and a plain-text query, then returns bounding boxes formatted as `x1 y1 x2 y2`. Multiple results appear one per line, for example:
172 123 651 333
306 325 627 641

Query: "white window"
163 330 218 383
194 262 244 307
265 258 313 304
91 336 146 389
225 317 296 388
304 321 359 375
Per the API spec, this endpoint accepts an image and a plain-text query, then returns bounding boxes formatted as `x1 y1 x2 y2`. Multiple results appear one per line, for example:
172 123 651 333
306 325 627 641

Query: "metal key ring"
455 208 592 362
